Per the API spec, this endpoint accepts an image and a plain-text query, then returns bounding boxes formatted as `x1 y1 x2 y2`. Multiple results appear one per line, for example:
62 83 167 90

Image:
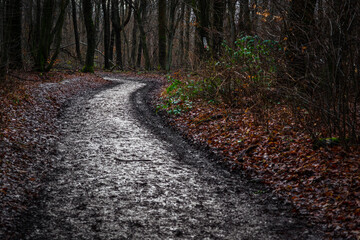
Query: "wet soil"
13 77 323 239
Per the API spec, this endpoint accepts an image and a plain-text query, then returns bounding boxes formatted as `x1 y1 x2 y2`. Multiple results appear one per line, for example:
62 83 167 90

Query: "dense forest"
0 1 359 238
0 0 359 143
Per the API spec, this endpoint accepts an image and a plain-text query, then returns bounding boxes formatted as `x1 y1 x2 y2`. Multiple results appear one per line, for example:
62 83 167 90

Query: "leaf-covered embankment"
155 73 360 239
0 71 112 237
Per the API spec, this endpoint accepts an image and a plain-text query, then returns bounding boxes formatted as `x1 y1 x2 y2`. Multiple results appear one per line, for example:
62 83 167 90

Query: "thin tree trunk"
239 0 251 34
158 0 167 70
6 0 23 69
115 29 123 68
111 0 132 69
45 0 69 71
136 33 142 68
102 0 111 69
109 29 115 62
135 0 150 70
83 0 96 72
166 0 180 71
71 0 83 64
212 0 225 58
0 0 5 80
287 0 316 80
178 1 185 66
227 0 236 46
122 28 130 68
131 19 138 67
184 3 190 65
192 0 210 58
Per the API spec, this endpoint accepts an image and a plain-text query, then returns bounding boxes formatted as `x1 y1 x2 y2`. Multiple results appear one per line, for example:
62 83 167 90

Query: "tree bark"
6 0 23 69
287 0 316 80
184 3 190 65
178 1 185 66
135 0 151 70
212 0 225 58
131 19 138 67
102 0 111 69
166 0 181 71
83 0 96 72
45 0 69 71
199 0 210 55
0 0 5 80
158 0 167 70
71 0 83 64
239 0 251 34
111 0 132 69
227 0 237 47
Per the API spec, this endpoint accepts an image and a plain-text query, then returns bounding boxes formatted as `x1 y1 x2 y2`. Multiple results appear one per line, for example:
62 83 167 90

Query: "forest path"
20 77 321 239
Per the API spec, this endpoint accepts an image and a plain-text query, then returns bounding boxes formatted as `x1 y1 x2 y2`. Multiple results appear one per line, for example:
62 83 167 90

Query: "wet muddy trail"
17 77 322 239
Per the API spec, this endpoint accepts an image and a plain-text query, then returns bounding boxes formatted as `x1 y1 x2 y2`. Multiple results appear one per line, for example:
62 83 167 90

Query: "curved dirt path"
18 77 322 239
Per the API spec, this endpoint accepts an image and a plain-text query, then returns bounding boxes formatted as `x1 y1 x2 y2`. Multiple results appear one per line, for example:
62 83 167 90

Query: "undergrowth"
158 35 282 118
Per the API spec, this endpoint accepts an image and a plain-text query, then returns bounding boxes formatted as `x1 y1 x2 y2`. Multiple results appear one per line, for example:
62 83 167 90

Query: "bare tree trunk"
178 1 185 66
199 0 210 56
287 0 316 80
6 0 23 69
111 0 132 69
109 29 115 62
131 19 138 67
135 0 150 70
71 0 82 64
83 0 96 72
227 0 237 46
239 0 251 34
166 0 180 71
102 0 111 69
212 0 225 58
0 0 5 80
136 33 142 68
184 3 190 65
158 0 167 70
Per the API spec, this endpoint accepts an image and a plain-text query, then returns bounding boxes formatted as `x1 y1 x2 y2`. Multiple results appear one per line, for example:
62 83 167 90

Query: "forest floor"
154 72 360 240
0 70 358 239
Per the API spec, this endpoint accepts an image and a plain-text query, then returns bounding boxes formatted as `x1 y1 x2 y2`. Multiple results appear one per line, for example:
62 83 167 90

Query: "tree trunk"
115 29 123 68
158 0 167 70
240 0 251 34
36 0 55 71
45 0 69 72
102 0 111 69
227 0 237 47
131 19 138 67
135 0 151 70
109 29 115 62
199 0 210 56
287 0 316 80
166 0 180 71
0 0 5 80
31 0 68 72
178 1 185 66
6 0 23 69
71 0 83 64
111 0 132 69
83 0 96 72
212 0 225 58
184 3 190 65
136 33 142 68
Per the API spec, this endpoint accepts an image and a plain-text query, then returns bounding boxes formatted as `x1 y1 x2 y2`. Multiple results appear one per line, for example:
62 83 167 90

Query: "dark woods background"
0 0 359 143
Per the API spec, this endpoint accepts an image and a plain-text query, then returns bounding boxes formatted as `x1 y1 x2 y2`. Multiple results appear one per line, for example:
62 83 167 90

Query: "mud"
13 77 323 239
